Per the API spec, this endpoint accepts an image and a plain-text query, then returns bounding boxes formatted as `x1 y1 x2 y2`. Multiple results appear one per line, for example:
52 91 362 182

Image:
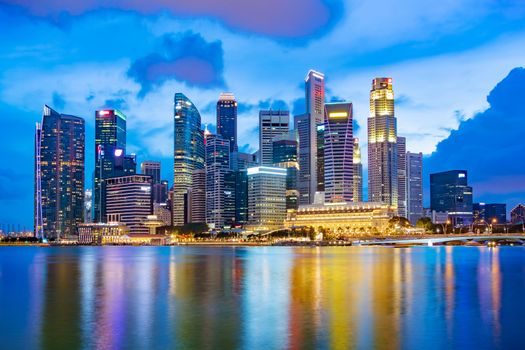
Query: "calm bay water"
0 246 524 349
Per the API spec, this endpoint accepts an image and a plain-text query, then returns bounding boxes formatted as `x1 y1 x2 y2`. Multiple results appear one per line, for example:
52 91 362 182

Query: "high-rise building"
231 151 257 171
94 109 135 223
304 70 325 203
217 92 238 154
397 136 407 217
152 180 168 204
105 175 153 235
406 152 423 225
316 124 325 193
188 169 206 223
295 113 312 205
510 204 525 224
35 105 85 240
259 109 289 166
368 77 398 208
173 93 205 226
205 134 233 228
324 102 354 203
273 132 299 210
141 161 161 183
430 170 473 226
352 138 363 202
84 189 92 224
473 203 506 224
247 166 287 231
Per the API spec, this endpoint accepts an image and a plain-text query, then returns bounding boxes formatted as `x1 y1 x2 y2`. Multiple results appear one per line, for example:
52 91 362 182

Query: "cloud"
2 0 343 39
52 91 65 110
128 32 224 96
425 67 525 204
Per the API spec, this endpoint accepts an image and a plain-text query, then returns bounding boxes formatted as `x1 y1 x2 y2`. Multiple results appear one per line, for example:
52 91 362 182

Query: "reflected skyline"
0 247 523 349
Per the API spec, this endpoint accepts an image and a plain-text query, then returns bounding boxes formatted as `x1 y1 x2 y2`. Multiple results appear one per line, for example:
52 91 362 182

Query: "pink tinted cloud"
145 57 216 86
4 0 339 38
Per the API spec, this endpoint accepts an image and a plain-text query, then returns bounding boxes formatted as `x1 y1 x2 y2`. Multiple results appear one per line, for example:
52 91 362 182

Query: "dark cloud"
353 119 360 135
128 32 224 96
395 94 411 107
425 67 525 205
2 0 343 40
104 98 128 111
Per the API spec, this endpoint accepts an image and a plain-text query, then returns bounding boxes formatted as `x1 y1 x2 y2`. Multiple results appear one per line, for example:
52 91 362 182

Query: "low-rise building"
284 202 395 235
77 222 130 245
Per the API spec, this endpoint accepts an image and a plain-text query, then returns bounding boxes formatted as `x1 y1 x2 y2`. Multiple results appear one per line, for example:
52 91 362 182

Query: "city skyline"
1 1 525 228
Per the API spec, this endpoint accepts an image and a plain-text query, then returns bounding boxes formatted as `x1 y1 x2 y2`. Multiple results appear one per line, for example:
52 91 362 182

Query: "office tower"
141 161 161 183
231 151 257 171
304 70 325 203
152 180 168 204
188 169 206 223
368 77 398 207
247 166 287 230
205 134 232 228
474 203 506 224
316 124 325 193
273 132 299 210
352 138 363 202
430 170 473 226
84 189 92 223
397 136 407 217
234 170 249 225
105 175 153 235
217 92 238 153
230 151 257 226
259 109 290 166
173 93 205 226
295 113 311 205
406 152 423 225
94 109 135 223
323 102 354 203
35 105 85 240
510 204 525 224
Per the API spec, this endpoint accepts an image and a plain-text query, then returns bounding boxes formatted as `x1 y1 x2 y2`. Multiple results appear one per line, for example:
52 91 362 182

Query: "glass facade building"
430 170 473 226
35 105 85 239
273 132 299 210
173 93 205 226
397 136 407 217
406 152 423 225
352 138 363 202
94 109 135 223
217 93 238 154
324 102 354 203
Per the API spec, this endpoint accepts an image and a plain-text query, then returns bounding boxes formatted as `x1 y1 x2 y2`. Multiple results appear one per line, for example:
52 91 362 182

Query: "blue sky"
1 0 525 228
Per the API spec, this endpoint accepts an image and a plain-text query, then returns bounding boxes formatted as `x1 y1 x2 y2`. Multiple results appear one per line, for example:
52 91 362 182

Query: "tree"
416 217 434 233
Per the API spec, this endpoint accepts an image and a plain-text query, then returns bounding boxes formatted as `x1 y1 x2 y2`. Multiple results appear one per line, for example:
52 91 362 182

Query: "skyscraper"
406 152 423 225
173 93 205 226
397 136 407 217
294 113 312 205
247 166 287 231
259 109 289 166
217 92 238 154
510 204 525 224
273 132 299 210
94 109 135 223
304 70 325 203
352 138 363 202
35 105 85 239
324 102 354 203
105 175 153 235
430 170 473 226
205 134 233 228
368 77 398 207
188 169 206 223
141 161 161 183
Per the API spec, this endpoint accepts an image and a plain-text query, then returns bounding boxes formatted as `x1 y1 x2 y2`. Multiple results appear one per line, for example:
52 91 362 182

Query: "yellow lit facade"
284 202 395 234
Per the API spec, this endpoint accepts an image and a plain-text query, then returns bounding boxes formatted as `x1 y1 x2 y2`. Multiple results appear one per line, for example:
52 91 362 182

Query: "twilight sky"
1 0 525 228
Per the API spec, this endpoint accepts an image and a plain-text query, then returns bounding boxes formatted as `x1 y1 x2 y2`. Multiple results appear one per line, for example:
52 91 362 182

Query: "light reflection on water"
0 246 523 349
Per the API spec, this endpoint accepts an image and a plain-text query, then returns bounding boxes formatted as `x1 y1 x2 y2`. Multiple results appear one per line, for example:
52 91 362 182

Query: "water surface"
0 246 523 349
